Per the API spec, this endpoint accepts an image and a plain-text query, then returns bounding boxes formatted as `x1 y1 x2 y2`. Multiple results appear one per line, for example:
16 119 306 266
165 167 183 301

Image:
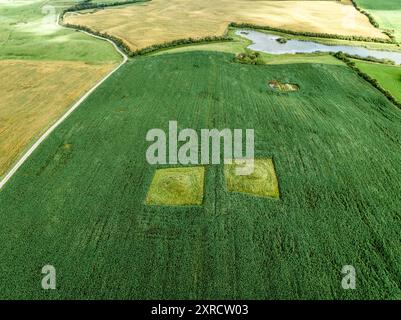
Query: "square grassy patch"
145 167 205 206
224 158 280 199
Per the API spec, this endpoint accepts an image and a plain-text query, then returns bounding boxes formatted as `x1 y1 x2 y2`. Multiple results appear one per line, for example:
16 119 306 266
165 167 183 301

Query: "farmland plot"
1 51 401 299
64 0 387 52
354 60 401 103
354 0 401 42
0 0 120 178
0 60 117 178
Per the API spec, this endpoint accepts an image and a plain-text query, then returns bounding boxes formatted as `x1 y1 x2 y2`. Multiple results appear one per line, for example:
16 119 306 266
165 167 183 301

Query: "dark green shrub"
234 50 264 65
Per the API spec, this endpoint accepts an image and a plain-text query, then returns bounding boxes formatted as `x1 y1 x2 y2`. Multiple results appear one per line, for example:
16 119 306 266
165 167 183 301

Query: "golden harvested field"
0 60 116 178
64 0 387 51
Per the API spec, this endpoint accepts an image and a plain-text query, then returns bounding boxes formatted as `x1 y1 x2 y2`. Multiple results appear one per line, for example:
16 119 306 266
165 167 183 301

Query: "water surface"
236 30 401 65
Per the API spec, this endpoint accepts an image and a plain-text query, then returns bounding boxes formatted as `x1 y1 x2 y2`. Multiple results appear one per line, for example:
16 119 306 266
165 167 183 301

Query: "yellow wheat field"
0 60 116 177
64 0 387 51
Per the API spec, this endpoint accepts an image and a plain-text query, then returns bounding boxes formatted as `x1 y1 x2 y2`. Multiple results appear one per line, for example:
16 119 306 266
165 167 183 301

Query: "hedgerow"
62 22 133 56
333 52 401 108
60 1 397 60
62 21 232 57
130 36 233 56
340 53 395 65
230 22 395 44
62 0 148 14
350 0 396 43
60 0 232 57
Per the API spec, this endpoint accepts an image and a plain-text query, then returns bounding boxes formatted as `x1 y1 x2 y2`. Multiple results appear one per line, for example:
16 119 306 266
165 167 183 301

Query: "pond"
236 30 401 65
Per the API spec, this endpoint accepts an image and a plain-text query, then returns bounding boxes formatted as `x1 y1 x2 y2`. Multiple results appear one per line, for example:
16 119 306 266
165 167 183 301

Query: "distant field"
152 28 401 61
0 0 120 61
0 0 120 178
64 0 387 52
355 0 401 42
354 60 401 102
1 51 401 299
0 59 116 178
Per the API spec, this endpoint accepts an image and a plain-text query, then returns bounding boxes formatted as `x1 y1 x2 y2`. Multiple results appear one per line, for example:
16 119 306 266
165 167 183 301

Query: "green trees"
63 0 148 14
230 22 395 44
234 50 264 65
333 52 401 108
130 36 233 56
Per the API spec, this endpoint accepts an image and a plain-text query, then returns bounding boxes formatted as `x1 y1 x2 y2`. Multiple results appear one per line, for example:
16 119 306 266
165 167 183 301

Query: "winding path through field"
0 15 128 191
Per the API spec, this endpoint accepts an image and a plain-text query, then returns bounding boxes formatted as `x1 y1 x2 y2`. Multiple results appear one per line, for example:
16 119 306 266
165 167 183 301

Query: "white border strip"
0 18 128 191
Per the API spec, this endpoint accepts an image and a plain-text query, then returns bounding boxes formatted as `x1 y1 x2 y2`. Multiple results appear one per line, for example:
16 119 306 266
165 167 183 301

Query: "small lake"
236 30 401 65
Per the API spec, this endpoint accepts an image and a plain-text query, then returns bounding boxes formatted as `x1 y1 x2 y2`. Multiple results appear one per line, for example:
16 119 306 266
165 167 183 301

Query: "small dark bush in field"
234 50 264 65
276 37 287 44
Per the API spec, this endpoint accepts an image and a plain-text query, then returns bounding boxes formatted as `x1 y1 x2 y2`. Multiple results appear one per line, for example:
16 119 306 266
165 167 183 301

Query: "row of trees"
60 1 398 62
349 0 396 43
340 53 395 65
230 22 395 44
131 36 232 56
60 0 232 56
62 21 232 57
62 0 148 14
234 50 264 65
333 52 401 109
62 23 132 56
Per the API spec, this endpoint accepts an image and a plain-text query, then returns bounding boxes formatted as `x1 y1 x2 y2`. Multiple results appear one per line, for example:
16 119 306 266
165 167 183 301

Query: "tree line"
333 52 401 109
350 0 396 43
62 0 148 14
230 22 396 44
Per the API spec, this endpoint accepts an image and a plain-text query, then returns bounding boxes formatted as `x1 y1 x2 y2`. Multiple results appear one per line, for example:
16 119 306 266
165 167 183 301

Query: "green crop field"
355 0 401 42
0 0 120 61
1 51 401 299
354 60 401 102
0 0 121 183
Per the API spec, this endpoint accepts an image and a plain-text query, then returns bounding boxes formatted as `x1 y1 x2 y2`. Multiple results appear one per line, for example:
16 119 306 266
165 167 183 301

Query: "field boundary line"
350 0 397 43
0 15 128 191
333 52 401 109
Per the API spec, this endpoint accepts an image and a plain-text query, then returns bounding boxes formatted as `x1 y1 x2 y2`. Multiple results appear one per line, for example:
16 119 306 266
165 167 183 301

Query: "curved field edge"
0 0 124 182
1 51 401 299
353 0 401 43
333 52 401 109
147 33 401 110
0 0 121 62
64 0 391 54
353 60 401 103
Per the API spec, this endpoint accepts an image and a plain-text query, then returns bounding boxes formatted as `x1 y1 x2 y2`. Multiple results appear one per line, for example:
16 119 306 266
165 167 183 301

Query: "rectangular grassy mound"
224 158 280 199
145 166 205 206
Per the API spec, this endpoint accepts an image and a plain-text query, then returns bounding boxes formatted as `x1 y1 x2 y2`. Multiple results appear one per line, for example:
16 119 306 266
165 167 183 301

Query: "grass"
354 0 401 42
353 59 401 102
224 159 280 199
64 0 386 52
251 27 401 52
0 59 117 178
0 0 120 62
0 0 120 178
1 51 401 299
150 28 352 66
145 167 205 206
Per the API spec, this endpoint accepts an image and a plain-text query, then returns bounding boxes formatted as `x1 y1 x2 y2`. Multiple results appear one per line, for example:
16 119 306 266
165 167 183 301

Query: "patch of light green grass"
354 59 401 102
146 167 205 206
0 0 121 62
224 159 280 199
